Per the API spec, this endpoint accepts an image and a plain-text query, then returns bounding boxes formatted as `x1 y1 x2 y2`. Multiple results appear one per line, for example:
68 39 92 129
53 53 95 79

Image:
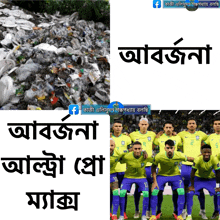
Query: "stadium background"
110 110 220 219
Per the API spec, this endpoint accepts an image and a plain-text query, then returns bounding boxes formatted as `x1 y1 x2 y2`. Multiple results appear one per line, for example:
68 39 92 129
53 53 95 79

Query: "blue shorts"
194 176 216 196
110 173 118 183
157 175 184 191
181 165 192 186
145 166 153 184
121 178 149 192
117 172 125 187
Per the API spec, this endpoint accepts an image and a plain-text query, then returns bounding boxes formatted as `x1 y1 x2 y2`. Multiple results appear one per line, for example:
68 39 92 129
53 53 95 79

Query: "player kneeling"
188 144 220 220
150 140 194 220
119 141 153 220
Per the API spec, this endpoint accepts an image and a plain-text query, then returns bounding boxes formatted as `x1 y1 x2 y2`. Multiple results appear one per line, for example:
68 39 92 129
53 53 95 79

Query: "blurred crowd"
110 110 220 134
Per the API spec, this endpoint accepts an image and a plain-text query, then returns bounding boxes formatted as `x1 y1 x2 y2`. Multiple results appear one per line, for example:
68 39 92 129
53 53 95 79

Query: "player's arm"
215 169 220 192
151 163 159 192
142 150 148 160
188 167 197 192
153 136 159 150
156 131 163 138
118 150 128 164
186 156 194 162
201 132 208 146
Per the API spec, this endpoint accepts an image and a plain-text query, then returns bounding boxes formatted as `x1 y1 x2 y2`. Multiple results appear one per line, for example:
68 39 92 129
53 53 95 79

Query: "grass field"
119 195 217 220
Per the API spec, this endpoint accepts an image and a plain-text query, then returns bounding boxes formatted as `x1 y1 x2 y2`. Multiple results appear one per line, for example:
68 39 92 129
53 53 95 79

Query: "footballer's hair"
213 117 220 124
127 143 133 150
187 118 197 124
201 144 211 150
113 120 123 125
165 139 175 147
163 120 174 127
139 117 149 123
132 141 142 146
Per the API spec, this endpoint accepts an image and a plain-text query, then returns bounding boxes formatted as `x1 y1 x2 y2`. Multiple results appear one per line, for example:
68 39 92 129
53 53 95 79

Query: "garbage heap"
0 2 110 110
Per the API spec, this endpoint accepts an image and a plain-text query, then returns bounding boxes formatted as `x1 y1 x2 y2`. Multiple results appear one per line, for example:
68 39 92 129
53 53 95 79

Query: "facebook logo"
69 105 79 115
153 0 161 8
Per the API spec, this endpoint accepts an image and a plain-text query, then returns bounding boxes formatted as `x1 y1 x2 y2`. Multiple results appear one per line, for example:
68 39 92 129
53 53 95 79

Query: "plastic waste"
0 3 110 109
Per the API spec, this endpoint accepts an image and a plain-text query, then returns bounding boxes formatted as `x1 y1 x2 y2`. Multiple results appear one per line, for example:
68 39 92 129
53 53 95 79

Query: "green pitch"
121 195 217 220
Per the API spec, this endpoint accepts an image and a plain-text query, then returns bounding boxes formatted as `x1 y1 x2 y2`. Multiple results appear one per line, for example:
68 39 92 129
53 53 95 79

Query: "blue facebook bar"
163 0 220 8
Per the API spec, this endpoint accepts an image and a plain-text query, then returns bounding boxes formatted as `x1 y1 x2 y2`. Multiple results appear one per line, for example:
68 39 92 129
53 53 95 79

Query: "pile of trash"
0 2 110 110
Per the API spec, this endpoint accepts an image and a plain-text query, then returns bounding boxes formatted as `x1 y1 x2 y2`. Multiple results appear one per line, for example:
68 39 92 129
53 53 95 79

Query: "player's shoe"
211 211 219 219
177 216 183 220
156 211 162 219
150 215 157 220
124 213 128 219
118 216 124 220
134 211 140 219
141 215 147 220
112 215 118 220
173 211 178 219
199 210 208 219
186 216 192 220
182 209 187 219
146 211 150 218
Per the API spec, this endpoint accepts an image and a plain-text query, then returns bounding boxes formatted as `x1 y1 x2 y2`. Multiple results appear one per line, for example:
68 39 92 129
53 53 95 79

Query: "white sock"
188 215 191 217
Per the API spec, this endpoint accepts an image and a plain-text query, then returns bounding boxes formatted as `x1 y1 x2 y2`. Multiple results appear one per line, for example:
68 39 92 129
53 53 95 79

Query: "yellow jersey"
204 133 220 158
192 155 220 179
129 130 156 166
154 133 182 153
178 131 208 165
153 151 187 176
112 134 131 172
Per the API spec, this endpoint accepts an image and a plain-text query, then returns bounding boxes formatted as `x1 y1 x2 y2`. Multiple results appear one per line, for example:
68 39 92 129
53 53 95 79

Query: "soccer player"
110 139 121 220
204 118 220 219
112 120 132 219
129 118 156 218
153 121 182 218
118 141 154 220
188 144 220 220
178 118 208 219
150 140 194 220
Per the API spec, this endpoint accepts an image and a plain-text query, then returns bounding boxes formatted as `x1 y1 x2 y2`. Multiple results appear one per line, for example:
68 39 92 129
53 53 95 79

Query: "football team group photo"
110 110 220 220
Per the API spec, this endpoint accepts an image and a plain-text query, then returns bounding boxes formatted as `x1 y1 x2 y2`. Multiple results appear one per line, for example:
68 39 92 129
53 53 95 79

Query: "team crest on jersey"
174 162 178 166
148 137 151 141
196 136 200 140
173 141 176 145
141 163 145 167
121 141 125 145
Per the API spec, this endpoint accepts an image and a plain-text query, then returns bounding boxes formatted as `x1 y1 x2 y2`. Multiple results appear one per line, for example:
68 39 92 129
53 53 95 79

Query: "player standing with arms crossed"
178 118 208 219
153 121 182 219
129 118 156 219
150 140 194 220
